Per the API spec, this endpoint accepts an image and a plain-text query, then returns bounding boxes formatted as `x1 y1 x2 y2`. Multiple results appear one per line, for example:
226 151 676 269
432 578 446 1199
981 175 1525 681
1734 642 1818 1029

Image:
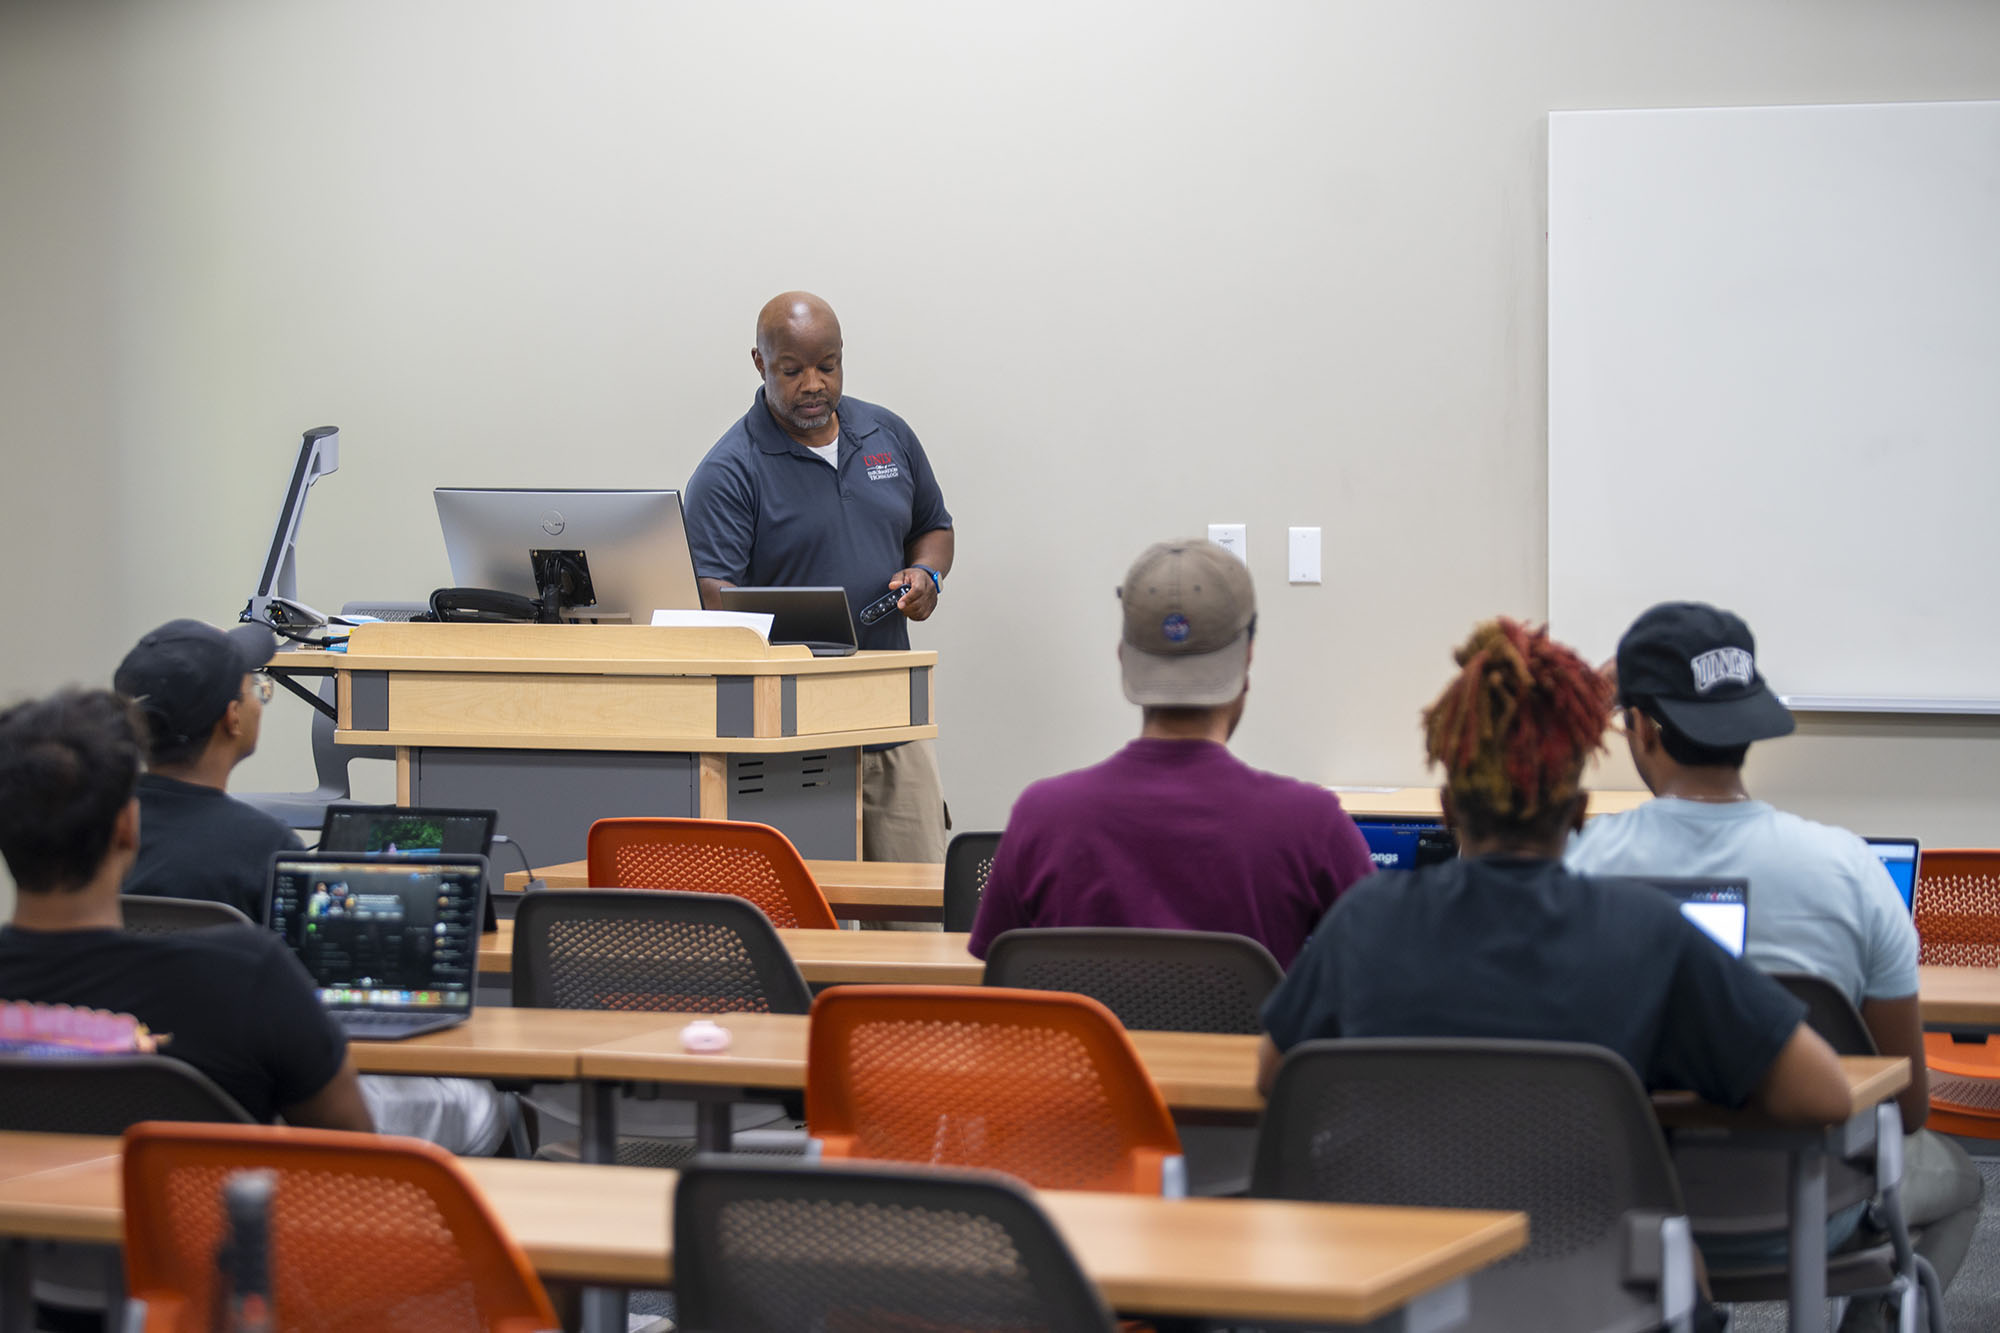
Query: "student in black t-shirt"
0 688 371 1129
112 619 305 921
1259 617 1851 1126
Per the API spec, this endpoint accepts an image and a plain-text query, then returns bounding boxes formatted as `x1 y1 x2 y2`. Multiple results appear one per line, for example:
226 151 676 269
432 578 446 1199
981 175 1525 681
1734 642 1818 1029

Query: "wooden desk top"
1919 965 2000 1028
0 1134 122 1186
278 625 936 678
480 922 982 985
1651 1056 1907 1131
1331 786 1650 820
0 1135 1523 1321
347 1008 673 1080
578 1016 1253 1114
502 858 944 900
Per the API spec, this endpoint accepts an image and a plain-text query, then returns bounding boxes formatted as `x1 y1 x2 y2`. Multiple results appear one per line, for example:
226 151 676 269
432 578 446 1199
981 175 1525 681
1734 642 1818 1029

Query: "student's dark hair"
1422 618 1611 842
1647 711 1750 770
0 689 145 893
132 702 210 769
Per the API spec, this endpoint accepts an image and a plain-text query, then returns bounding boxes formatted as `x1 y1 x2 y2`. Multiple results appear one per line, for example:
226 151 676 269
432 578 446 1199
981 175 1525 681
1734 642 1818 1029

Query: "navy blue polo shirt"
684 389 952 651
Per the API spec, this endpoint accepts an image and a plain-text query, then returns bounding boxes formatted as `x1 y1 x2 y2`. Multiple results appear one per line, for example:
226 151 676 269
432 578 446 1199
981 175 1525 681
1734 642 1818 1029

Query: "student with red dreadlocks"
1256 617 1850 1131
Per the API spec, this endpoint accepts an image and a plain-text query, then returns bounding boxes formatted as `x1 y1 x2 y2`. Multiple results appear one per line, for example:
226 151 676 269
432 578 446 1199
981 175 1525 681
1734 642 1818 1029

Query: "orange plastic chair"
1915 849 2000 1139
585 816 838 930
121 1122 558 1333
805 985 1186 1195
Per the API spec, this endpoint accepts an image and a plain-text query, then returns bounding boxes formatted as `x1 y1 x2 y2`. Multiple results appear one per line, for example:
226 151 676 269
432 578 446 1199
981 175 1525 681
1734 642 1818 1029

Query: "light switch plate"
1207 523 1247 562
1289 526 1322 584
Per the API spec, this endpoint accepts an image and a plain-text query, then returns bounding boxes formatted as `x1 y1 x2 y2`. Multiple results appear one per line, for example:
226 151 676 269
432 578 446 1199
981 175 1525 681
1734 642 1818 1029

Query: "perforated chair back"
674 1157 1114 1333
1773 972 1877 1056
807 985 1185 1194
585 817 838 929
511 889 812 1014
121 1122 558 1333
1253 1039 1692 1333
944 830 1003 933
1914 848 2000 966
120 896 253 935
982 927 1281 1034
0 1056 253 1135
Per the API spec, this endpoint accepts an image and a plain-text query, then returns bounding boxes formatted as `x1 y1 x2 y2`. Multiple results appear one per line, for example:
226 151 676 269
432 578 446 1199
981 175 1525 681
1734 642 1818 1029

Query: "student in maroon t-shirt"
968 539 1373 966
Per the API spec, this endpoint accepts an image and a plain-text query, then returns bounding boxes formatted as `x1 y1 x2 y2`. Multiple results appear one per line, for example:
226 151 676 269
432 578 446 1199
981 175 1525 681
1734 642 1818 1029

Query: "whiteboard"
1548 101 2000 712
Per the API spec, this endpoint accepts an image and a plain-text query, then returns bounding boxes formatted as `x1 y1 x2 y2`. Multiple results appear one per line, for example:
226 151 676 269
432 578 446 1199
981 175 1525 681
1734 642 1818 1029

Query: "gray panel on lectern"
909 667 929 727
715 676 754 738
411 749 697 865
780 677 797 736
350 672 390 730
727 747 857 859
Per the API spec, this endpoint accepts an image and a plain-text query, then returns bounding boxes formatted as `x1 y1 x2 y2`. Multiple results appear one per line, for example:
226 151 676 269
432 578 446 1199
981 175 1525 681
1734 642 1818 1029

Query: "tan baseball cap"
1119 539 1256 706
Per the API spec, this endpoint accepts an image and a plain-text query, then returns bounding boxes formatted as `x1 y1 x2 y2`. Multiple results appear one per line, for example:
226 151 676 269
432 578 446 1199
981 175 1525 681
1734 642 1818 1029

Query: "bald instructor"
684 293 954 862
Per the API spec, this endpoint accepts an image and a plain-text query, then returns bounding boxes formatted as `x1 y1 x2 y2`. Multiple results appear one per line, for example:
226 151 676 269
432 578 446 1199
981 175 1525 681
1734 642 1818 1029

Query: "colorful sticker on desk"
0 1001 162 1056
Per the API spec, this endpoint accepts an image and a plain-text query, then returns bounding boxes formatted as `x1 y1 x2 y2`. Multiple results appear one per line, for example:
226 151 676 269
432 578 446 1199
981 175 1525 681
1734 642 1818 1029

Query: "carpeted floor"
1729 1154 2000 1332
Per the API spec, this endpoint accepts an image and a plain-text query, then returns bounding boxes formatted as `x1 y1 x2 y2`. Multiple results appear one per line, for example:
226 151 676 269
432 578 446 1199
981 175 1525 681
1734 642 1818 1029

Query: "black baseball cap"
113 619 278 751
1615 602 1795 748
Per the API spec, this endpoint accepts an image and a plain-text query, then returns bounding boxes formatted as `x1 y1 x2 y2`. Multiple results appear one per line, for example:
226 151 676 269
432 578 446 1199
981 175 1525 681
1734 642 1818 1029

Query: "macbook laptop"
1865 836 1921 911
319 805 499 932
717 586 859 657
267 852 487 1040
1603 876 1751 957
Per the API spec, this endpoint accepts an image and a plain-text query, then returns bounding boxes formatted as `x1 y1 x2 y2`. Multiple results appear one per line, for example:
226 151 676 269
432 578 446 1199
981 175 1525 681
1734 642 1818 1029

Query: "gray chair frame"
674 1156 1115 1333
1689 973 1942 1333
1253 1038 1696 1333
511 889 812 1168
982 927 1282 1035
943 830 1002 934
119 895 253 934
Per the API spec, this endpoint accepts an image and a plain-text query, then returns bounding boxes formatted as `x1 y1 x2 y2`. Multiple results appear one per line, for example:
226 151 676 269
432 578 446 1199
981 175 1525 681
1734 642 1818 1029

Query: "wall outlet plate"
1207 523 1247 562
1289 526 1322 584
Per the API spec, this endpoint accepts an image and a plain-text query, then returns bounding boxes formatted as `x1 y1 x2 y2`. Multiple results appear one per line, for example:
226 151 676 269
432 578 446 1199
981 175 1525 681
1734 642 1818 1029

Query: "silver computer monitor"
434 488 701 622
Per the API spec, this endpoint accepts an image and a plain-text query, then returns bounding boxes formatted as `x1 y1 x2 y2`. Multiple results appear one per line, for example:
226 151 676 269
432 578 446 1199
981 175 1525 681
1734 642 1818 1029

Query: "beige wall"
4 1 2000 921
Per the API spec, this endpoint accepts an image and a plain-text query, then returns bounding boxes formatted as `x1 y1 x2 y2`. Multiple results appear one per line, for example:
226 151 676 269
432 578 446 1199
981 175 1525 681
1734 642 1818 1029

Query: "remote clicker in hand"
859 585 909 627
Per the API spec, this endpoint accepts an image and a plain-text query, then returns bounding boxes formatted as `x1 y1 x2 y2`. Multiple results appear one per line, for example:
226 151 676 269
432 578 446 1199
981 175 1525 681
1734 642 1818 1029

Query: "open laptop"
319 805 500 932
1603 876 1751 957
1865 836 1921 911
1356 819 1453 871
717 586 859 657
267 852 487 1040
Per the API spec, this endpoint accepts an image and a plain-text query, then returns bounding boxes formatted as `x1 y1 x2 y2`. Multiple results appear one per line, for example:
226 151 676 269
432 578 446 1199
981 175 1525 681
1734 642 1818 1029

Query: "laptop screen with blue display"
1866 837 1919 911
1356 820 1457 872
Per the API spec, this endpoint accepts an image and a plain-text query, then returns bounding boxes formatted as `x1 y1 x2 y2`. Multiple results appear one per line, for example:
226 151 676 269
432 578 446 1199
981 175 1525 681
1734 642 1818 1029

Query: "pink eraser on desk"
680 1020 731 1052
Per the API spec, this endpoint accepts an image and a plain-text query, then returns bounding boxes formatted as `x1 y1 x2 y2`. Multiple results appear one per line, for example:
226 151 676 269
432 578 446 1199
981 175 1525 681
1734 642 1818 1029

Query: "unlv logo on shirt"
863 451 900 482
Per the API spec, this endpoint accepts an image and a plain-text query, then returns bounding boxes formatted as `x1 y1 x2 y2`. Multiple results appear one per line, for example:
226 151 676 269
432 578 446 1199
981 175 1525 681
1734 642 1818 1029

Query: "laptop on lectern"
717 586 859 657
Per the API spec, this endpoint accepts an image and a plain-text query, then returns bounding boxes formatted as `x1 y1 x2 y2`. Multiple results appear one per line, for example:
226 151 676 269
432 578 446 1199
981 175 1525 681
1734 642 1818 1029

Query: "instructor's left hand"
891 568 939 622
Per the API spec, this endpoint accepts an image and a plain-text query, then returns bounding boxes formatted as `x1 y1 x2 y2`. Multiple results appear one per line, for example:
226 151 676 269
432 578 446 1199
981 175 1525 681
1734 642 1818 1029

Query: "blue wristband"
913 564 943 594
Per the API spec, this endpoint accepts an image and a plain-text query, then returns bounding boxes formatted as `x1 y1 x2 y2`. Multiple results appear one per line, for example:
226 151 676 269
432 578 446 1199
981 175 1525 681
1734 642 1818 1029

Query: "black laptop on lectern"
718 586 860 656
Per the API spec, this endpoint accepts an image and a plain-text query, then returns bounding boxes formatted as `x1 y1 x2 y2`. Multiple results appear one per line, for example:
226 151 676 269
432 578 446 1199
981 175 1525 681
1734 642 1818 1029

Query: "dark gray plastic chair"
512 890 811 1168
512 888 811 1014
982 927 1281 1035
0 1055 254 1134
1253 1038 1696 1333
119 895 252 935
1690 973 1942 1332
674 1157 1115 1333
944 830 1002 933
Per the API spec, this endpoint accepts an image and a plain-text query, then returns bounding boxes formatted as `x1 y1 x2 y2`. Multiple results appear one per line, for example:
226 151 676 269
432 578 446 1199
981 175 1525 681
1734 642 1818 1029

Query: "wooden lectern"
282 622 936 862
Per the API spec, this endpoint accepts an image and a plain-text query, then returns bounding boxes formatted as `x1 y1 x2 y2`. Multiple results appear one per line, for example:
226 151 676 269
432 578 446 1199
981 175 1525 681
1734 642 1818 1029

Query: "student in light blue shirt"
1567 602 1982 1325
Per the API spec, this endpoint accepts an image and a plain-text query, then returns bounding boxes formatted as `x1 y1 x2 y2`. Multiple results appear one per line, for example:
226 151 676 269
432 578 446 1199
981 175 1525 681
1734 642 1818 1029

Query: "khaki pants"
861 738 947 863
860 740 947 932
